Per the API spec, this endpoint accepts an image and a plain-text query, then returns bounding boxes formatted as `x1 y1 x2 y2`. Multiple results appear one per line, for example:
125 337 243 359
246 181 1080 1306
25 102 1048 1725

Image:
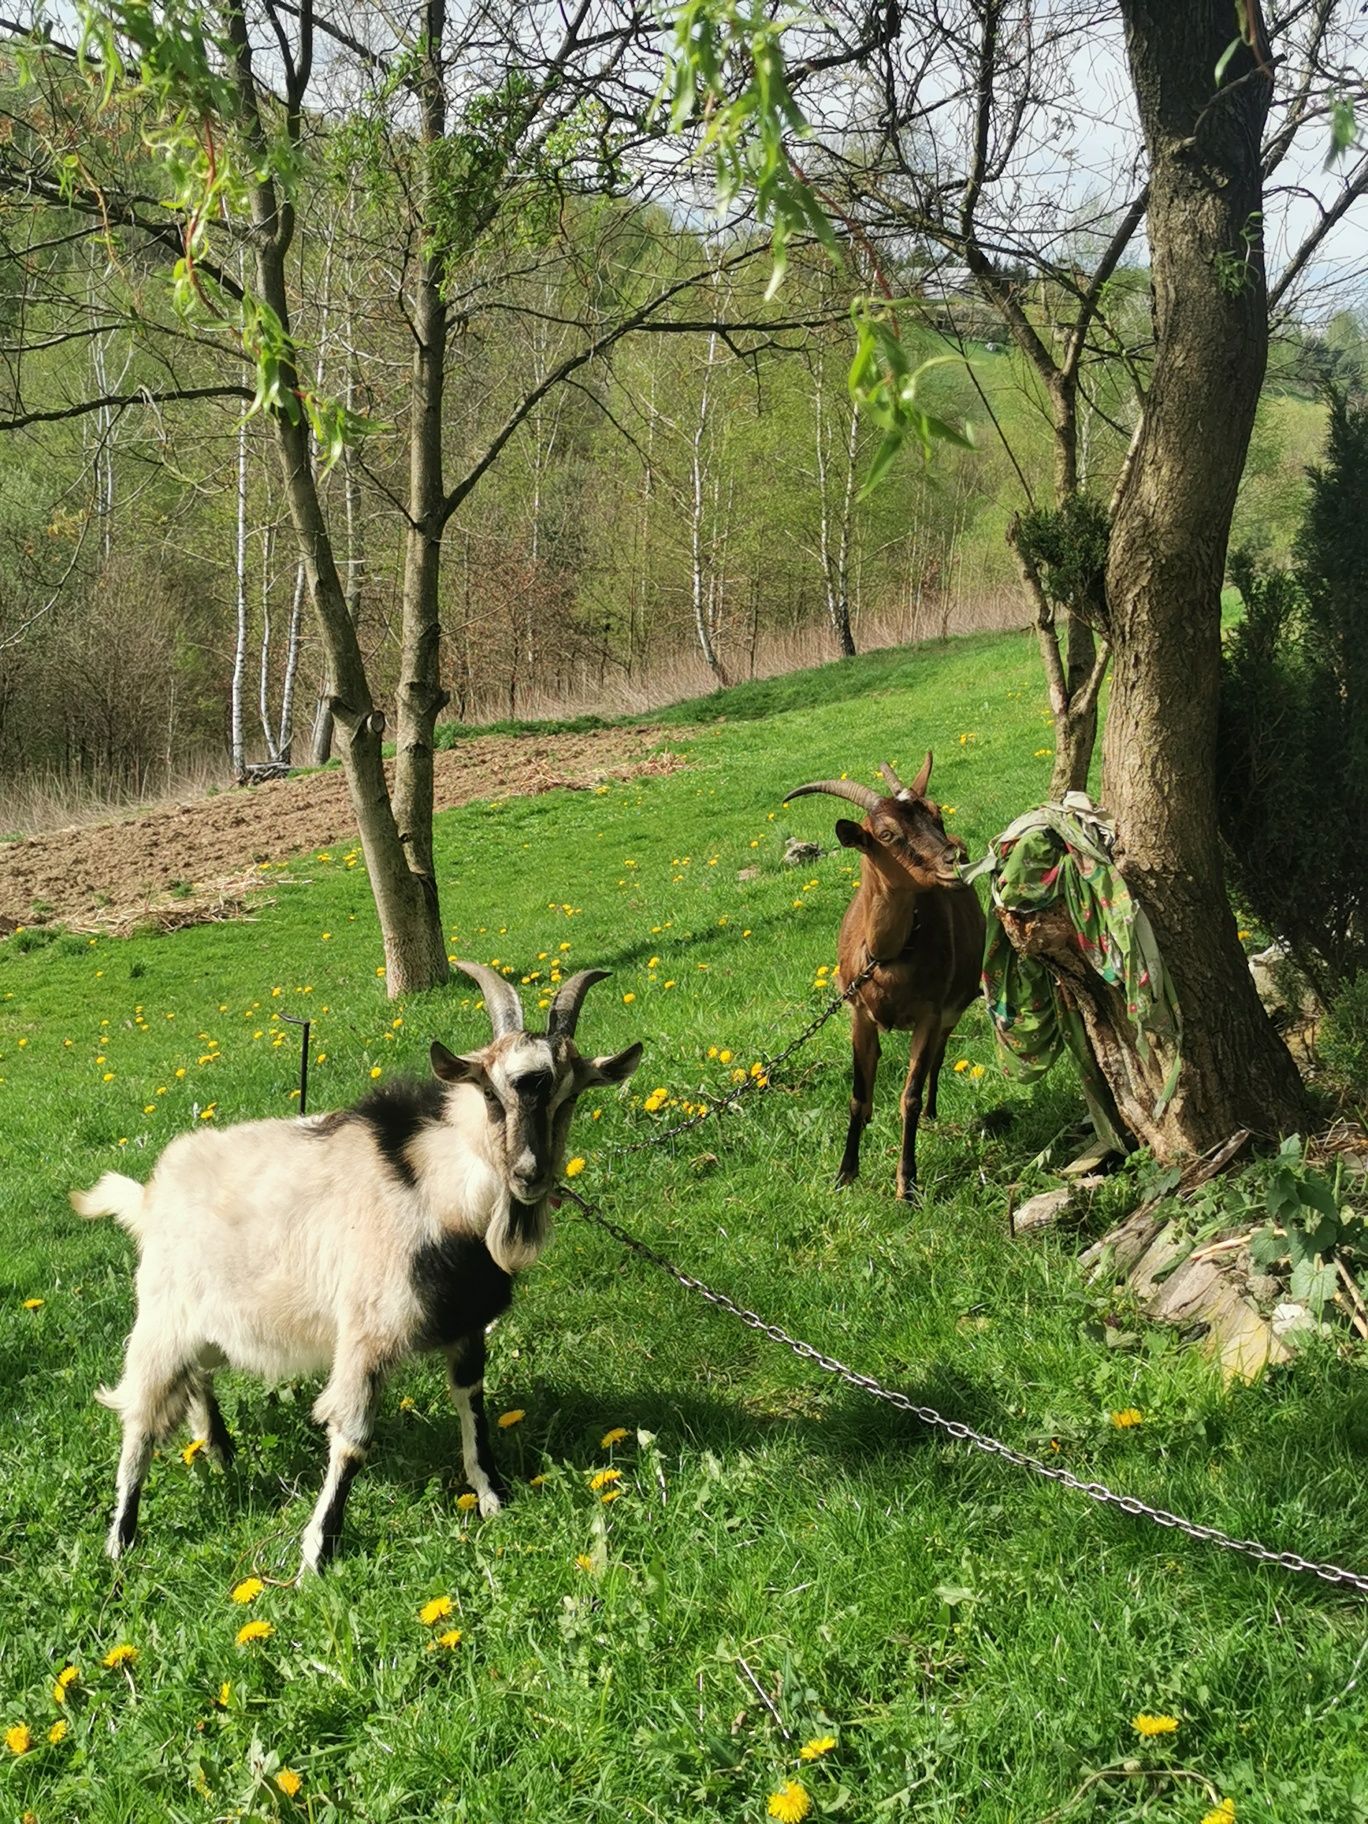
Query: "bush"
1217 388 1368 998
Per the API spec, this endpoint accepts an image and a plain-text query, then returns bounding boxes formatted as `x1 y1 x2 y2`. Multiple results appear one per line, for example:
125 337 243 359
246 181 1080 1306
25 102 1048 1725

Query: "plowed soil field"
1 726 686 932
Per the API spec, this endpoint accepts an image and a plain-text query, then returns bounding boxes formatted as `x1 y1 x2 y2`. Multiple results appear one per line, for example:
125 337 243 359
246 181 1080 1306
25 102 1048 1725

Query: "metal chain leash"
558 1187 1368 1597
607 958 878 1155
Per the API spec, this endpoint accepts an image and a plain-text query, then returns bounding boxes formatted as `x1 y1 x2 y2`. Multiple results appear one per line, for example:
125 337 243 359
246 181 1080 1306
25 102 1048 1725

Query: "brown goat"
784 753 986 1200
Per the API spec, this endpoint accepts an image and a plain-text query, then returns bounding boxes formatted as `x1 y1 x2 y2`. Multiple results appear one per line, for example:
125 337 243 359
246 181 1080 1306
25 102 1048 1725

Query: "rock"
783 838 822 866
1012 1188 1072 1233
736 867 761 882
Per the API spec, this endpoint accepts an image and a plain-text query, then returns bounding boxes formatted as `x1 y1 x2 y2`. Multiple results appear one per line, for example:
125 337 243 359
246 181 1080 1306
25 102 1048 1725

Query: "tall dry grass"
453 589 1028 725
0 751 233 840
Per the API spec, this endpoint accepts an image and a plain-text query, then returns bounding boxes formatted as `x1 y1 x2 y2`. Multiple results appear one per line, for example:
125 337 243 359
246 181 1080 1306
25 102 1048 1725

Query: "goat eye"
879 829 896 843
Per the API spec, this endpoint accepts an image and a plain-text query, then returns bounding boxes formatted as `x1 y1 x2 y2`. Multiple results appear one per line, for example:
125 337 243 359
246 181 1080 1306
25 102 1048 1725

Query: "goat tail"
70 1172 147 1239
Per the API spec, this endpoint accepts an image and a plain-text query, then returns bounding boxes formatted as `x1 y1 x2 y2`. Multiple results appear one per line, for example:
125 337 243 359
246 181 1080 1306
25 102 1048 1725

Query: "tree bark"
1098 0 1306 1148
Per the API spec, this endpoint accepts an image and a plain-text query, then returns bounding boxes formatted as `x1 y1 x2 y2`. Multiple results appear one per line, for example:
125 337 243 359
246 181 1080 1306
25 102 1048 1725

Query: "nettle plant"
1247 1138 1365 1319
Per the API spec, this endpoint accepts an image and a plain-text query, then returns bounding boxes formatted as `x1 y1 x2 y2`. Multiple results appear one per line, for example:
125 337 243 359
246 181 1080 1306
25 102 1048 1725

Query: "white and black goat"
71 963 641 1572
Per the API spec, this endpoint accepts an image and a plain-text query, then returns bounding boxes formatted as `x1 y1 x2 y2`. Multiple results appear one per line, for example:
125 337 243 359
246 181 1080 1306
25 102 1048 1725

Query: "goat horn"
782 779 882 815
878 763 904 796
454 960 525 1038
547 967 611 1040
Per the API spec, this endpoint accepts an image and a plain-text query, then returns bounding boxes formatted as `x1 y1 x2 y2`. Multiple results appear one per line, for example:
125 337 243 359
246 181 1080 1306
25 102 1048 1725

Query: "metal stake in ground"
278 1013 311 1115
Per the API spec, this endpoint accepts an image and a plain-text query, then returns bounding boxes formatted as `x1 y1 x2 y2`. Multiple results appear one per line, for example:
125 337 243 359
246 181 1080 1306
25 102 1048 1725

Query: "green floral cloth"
963 793 1183 1150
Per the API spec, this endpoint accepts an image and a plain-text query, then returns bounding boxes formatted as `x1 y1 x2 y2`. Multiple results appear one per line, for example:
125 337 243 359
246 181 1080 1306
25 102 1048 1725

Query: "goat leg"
187 1372 235 1469
837 1005 881 1188
896 1015 941 1202
445 1330 510 1517
302 1360 386 1573
924 1031 950 1122
99 1334 195 1559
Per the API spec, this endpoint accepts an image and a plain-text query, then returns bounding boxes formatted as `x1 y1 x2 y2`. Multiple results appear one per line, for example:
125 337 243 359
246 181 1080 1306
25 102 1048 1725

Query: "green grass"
4 626 1367 1823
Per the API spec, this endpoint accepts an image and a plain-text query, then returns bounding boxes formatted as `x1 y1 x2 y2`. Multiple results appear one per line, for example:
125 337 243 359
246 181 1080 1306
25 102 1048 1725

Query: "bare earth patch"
1 726 687 932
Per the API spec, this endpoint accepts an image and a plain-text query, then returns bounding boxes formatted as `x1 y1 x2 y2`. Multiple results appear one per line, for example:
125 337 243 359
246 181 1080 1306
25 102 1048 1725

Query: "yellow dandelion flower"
768 1779 812 1822
718 1049 732 1065
799 1735 837 1760
230 1578 264 1604
589 1468 622 1491
622 992 636 1004
419 1596 454 1626
456 1493 479 1513
434 1629 463 1650
216 1682 232 1709
182 1437 207 1465
370 1065 382 1079
235 1620 273 1647
22 1297 44 1310
48 1719 68 1745
1112 1408 1144 1429
1132 1712 1179 1736
600 1488 622 1504
601 1427 629 1447
953 1058 970 1073
5 1723 31 1756
102 1644 137 1668
564 1157 586 1178
498 1409 525 1429
969 1064 986 1080
575 1554 594 1572
54 1666 79 1698
1201 1803 1237 1824
276 1769 303 1797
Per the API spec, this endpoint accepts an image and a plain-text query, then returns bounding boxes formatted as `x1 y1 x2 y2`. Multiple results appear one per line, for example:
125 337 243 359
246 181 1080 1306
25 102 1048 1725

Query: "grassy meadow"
3 628 1367 1824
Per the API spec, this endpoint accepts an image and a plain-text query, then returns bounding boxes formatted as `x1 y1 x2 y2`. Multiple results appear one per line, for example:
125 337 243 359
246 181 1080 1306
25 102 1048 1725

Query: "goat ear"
581 1041 644 1086
835 817 871 851
430 1041 487 1085
910 750 933 798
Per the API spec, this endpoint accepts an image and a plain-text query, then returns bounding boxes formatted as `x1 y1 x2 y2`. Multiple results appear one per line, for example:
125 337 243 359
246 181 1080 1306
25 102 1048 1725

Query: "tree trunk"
230 415 248 778
392 7 451 901
1097 0 1305 1149
1049 612 1099 797
226 0 447 996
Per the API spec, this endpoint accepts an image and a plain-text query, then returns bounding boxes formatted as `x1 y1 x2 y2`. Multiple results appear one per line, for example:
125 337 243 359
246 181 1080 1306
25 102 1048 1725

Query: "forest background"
2 55 1362 840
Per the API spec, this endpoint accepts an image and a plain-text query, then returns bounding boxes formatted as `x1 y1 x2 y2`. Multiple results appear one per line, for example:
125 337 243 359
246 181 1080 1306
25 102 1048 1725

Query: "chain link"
559 1188 1368 1598
607 959 878 1155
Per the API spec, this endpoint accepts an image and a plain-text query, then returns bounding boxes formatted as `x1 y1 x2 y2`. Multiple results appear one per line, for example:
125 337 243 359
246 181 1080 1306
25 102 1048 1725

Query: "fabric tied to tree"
963 793 1183 1151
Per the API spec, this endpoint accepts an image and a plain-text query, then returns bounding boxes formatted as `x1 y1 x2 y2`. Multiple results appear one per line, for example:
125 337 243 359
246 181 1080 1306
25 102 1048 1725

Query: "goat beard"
486 1195 550 1275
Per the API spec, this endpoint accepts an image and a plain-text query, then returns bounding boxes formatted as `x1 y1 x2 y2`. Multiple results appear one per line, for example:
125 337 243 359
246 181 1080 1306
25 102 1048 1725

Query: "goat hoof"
834 1169 858 1190
477 1486 507 1519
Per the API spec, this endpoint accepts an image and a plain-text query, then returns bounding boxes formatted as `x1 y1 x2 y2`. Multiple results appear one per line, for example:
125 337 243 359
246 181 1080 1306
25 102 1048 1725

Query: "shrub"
1217 389 1368 999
